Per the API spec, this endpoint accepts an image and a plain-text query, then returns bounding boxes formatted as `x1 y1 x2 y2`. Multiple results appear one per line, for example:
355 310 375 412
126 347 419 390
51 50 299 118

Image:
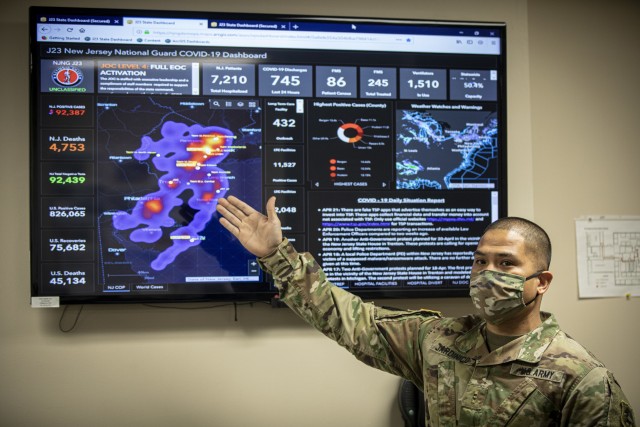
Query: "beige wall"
527 0 640 417
0 0 637 425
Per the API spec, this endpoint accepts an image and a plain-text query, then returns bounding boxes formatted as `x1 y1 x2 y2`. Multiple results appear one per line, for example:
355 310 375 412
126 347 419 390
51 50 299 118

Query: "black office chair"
397 379 426 427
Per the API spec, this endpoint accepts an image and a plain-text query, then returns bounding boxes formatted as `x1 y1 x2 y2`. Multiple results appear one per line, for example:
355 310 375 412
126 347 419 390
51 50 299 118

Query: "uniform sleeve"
561 366 636 426
258 239 441 385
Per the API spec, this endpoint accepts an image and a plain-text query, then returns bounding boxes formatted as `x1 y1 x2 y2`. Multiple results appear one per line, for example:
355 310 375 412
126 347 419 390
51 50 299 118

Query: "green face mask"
469 270 541 325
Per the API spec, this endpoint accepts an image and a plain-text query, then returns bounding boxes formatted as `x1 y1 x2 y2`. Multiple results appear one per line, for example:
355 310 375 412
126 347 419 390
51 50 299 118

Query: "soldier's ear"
537 271 553 294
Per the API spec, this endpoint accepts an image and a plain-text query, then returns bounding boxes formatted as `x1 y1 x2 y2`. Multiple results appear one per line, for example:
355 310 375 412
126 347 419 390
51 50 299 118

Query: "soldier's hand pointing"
216 196 282 258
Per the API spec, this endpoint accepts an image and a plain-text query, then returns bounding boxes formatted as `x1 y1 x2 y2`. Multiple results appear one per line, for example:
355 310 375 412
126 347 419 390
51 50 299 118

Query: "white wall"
0 0 637 426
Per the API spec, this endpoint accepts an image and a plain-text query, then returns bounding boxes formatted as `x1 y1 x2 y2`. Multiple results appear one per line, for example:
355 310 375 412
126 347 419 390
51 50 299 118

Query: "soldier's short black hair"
484 217 552 270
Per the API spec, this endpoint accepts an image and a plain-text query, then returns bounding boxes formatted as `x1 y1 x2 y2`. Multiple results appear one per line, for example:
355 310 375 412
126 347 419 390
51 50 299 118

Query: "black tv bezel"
29 6 507 304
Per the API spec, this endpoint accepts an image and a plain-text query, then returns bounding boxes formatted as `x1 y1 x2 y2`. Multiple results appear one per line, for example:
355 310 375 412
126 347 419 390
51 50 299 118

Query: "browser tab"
37 14 123 26
123 17 208 29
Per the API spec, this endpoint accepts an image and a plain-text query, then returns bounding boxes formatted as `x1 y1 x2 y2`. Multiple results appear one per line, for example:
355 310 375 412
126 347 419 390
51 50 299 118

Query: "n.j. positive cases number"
49 108 86 116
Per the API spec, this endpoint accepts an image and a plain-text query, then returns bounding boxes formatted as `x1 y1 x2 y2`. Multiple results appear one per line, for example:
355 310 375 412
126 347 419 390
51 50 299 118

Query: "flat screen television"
29 6 507 304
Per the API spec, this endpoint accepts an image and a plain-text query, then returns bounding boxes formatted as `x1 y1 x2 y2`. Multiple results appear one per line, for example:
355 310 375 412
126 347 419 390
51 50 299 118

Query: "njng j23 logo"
51 66 83 87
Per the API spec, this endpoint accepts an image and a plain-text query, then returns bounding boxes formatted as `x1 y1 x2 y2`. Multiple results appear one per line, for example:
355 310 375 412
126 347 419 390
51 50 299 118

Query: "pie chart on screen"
337 122 364 143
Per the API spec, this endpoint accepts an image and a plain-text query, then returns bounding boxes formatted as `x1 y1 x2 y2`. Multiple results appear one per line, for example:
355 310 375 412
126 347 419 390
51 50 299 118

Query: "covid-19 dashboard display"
30 7 507 303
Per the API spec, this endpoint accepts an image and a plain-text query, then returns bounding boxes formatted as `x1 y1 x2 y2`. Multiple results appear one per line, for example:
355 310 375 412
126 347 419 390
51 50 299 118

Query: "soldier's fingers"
265 196 278 222
218 217 240 237
216 201 242 227
218 197 246 220
227 195 255 217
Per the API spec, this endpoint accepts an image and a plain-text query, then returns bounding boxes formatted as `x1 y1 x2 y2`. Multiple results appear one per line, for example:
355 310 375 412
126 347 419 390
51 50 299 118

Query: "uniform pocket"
487 379 557 427
424 361 457 426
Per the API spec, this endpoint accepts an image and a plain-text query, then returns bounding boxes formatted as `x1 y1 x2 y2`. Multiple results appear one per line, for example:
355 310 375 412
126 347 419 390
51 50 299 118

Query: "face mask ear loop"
523 271 544 306
525 270 544 281
524 292 539 307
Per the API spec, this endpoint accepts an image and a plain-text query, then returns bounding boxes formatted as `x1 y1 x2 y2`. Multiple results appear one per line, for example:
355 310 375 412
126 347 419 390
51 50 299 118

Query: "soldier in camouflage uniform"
217 196 635 426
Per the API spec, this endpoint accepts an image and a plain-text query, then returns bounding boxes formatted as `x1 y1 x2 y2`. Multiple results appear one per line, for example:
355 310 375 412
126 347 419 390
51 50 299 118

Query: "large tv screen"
29 6 507 304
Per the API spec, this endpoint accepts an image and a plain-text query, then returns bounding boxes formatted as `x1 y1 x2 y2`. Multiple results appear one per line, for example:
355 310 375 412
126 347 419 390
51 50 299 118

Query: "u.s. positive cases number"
49 209 86 218
42 200 92 228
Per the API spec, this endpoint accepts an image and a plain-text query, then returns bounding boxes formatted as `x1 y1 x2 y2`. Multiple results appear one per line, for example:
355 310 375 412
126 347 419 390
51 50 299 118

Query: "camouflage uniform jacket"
259 239 635 427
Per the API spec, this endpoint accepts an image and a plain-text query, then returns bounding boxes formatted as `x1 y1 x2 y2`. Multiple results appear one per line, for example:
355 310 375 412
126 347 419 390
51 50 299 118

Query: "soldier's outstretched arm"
217 195 434 385
216 196 282 258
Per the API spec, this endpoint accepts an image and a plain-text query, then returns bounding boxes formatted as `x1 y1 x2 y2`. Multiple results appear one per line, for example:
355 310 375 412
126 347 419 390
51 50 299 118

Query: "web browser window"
30 7 506 303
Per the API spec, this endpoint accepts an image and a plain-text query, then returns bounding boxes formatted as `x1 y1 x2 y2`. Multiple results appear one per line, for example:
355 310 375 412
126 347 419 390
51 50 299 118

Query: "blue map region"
112 121 234 271
96 96 262 286
396 109 498 190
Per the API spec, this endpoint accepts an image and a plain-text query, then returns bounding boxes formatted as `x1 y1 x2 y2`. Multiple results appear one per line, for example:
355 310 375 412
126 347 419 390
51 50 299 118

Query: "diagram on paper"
575 217 640 298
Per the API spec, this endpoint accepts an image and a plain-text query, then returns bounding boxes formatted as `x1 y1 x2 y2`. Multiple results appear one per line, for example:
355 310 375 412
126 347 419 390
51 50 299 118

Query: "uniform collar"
454 312 560 365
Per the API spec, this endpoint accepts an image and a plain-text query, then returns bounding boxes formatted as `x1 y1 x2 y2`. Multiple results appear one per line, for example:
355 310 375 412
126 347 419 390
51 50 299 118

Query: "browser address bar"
143 28 413 46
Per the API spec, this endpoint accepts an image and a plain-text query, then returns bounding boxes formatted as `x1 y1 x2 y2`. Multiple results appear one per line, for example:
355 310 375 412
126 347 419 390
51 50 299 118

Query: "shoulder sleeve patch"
621 400 635 427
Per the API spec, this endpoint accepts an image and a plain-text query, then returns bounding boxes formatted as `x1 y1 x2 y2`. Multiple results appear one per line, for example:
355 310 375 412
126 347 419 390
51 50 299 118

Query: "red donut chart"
337 122 364 143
